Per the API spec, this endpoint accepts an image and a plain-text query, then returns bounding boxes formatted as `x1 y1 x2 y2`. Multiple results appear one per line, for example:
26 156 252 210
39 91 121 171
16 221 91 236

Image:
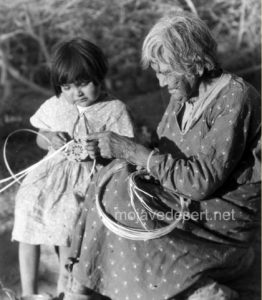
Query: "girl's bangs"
57 53 91 85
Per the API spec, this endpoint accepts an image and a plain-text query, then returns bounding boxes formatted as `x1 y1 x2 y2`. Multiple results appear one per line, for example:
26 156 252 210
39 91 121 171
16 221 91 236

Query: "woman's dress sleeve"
148 86 260 200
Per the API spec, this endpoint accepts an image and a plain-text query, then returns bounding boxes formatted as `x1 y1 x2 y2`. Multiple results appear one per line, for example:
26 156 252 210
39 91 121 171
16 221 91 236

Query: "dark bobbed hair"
142 11 221 78
51 38 108 97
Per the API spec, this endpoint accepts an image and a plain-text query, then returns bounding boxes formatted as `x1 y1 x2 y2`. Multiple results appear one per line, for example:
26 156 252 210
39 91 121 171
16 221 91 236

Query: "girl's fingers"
57 132 68 142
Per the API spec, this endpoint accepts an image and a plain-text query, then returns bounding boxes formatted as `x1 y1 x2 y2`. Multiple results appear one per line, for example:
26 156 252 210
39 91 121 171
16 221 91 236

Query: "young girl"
11 38 134 298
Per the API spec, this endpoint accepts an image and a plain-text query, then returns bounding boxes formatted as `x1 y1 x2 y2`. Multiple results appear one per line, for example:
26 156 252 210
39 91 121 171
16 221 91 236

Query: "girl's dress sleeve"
148 86 260 201
30 96 58 131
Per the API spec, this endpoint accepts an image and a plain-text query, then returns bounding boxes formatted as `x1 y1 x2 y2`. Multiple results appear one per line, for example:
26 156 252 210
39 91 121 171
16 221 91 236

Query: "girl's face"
61 81 101 107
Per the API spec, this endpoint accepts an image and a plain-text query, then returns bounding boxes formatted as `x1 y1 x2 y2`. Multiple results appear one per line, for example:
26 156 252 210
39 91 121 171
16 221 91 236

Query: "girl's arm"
36 130 70 150
36 130 50 150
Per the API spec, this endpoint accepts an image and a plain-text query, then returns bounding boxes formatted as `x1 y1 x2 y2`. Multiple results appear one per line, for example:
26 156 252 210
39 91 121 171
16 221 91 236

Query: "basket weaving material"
95 161 188 240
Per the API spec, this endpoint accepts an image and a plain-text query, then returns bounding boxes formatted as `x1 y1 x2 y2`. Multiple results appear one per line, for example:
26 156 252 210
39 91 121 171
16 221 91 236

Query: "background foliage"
0 0 260 105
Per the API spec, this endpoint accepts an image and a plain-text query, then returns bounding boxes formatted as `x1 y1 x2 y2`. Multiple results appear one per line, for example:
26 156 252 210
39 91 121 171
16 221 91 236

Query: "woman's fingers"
98 132 130 159
86 132 104 141
98 140 112 158
85 132 109 157
82 140 99 159
97 132 117 158
85 131 135 160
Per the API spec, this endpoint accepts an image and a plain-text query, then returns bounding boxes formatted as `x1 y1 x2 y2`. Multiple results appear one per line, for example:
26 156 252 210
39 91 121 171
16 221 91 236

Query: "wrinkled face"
61 81 101 107
151 62 198 99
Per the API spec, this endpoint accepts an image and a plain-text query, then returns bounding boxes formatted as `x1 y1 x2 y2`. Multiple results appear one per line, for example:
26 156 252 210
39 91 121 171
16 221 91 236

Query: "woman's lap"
69 161 252 299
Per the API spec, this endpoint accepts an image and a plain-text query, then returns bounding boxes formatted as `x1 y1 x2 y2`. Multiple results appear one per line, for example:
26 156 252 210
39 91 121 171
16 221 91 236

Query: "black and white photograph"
0 1 260 299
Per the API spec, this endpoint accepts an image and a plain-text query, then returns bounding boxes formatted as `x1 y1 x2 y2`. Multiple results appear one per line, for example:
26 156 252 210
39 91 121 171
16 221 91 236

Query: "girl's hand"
37 130 70 150
50 131 70 150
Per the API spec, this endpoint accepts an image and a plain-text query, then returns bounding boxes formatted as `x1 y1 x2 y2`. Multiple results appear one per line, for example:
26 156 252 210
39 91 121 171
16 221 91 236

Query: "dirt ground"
0 230 58 298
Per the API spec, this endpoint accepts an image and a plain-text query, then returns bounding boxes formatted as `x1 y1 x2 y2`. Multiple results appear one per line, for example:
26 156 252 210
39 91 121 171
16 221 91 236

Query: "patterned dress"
12 94 134 246
70 73 261 299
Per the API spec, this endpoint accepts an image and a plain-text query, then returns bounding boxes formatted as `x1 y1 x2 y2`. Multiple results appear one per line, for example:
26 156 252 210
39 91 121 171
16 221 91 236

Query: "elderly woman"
66 11 261 300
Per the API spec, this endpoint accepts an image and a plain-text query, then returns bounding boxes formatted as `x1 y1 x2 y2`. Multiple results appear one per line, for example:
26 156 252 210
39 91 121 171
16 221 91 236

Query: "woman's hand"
86 131 151 166
81 139 99 160
85 131 134 160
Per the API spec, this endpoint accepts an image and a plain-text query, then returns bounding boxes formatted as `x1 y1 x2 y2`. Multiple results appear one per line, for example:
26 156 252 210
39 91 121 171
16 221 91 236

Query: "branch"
33 30 51 62
0 48 12 101
184 0 198 16
236 65 261 75
7 64 52 96
237 0 247 48
0 30 25 42
14 8 51 62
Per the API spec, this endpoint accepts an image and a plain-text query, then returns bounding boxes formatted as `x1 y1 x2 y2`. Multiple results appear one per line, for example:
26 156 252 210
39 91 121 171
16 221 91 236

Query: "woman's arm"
147 90 258 200
87 88 259 201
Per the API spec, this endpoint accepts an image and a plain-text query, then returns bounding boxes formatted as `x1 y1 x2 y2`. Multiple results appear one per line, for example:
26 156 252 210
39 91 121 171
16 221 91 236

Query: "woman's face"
61 81 101 107
151 62 198 99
